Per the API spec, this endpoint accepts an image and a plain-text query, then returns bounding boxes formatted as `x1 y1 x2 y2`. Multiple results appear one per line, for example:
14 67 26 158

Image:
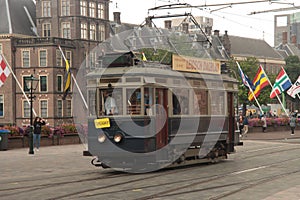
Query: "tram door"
227 92 235 152
155 88 168 149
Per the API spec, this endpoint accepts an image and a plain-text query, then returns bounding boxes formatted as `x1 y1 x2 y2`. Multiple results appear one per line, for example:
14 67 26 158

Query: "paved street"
0 132 300 200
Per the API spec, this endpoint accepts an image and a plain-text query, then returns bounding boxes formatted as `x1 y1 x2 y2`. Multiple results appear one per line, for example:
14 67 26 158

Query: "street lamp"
25 74 39 155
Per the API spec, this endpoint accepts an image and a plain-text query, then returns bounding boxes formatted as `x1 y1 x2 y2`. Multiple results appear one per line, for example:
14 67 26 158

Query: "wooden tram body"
85 52 240 171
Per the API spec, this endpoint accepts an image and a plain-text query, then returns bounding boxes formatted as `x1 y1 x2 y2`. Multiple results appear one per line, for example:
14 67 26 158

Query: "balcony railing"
15 37 76 47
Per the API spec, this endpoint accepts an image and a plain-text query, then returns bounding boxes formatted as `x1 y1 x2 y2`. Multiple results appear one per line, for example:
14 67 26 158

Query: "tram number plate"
94 118 110 129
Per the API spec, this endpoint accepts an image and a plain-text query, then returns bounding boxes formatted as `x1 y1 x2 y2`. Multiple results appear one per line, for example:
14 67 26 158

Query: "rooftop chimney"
164 20 172 29
113 12 121 24
182 23 189 34
213 30 220 37
291 34 297 45
282 31 287 44
205 26 212 36
145 17 152 27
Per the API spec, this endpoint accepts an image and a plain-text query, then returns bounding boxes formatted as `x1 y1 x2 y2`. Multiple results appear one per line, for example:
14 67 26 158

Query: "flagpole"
58 46 88 110
261 65 289 116
71 73 88 109
236 61 263 114
0 54 37 116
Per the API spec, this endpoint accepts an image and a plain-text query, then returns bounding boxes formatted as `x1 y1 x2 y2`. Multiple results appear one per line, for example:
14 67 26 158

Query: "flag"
142 52 147 61
248 65 269 101
237 63 254 90
270 67 292 98
287 76 300 98
58 46 71 100
63 59 71 100
0 54 11 87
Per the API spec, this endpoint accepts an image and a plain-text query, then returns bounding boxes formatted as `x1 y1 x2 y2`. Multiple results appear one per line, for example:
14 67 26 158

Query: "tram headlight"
113 132 123 143
98 133 106 143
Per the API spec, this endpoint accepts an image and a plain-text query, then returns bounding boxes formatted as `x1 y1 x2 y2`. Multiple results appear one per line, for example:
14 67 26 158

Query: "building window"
80 1 87 16
22 50 30 67
40 100 48 118
42 23 51 37
39 50 47 67
23 76 31 92
90 24 96 40
99 24 105 41
89 2 96 17
66 100 72 116
57 100 63 117
81 23 88 39
62 22 71 39
89 52 97 69
56 50 62 67
88 90 95 116
23 101 30 118
66 51 72 68
0 94 4 117
40 76 47 92
89 2 96 18
57 75 63 92
97 3 105 19
61 0 70 16
42 1 51 17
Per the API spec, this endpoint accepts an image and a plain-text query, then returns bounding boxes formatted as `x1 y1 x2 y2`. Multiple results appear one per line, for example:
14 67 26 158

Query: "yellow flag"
142 52 147 61
63 59 71 100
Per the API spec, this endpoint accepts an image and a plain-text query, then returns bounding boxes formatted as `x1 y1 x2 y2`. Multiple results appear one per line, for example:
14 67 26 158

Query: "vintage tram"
85 51 240 172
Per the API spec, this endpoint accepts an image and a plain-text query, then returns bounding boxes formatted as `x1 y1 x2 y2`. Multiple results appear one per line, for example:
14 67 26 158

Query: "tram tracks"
132 157 300 200
2 142 299 199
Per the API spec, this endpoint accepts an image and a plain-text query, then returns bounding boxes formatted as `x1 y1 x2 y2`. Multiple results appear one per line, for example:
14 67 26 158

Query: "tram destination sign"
172 54 221 74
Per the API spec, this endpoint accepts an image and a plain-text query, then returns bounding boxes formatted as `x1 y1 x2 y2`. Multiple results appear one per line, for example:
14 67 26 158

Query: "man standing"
290 113 297 135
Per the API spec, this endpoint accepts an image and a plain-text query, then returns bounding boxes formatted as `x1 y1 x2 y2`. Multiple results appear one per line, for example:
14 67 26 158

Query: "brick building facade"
0 0 110 127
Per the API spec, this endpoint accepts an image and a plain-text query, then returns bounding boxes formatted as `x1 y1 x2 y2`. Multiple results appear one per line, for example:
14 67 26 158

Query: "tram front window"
97 88 122 116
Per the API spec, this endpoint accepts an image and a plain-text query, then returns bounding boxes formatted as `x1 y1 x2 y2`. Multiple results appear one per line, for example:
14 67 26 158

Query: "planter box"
8 136 25 149
7 133 81 149
248 125 296 133
57 134 81 145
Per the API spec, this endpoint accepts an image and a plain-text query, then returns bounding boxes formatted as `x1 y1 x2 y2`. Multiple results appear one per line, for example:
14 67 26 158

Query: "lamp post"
25 74 39 155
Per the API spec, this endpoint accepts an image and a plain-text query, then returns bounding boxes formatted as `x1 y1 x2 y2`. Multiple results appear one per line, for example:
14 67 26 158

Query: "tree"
285 55 300 83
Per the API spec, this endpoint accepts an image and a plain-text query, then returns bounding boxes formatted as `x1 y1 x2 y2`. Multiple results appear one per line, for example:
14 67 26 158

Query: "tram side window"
127 88 141 115
193 89 207 115
98 88 122 116
210 91 225 115
172 89 189 115
144 88 153 115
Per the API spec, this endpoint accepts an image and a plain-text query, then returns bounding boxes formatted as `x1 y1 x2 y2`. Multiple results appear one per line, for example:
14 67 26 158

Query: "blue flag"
237 63 254 90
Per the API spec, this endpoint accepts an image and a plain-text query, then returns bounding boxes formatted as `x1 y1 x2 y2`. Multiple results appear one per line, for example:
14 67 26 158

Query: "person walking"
261 114 267 132
243 116 249 137
290 113 297 135
238 115 244 137
33 117 46 151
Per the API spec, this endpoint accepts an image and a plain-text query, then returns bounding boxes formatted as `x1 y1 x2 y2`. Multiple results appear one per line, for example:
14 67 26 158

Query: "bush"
248 117 290 127
4 125 24 137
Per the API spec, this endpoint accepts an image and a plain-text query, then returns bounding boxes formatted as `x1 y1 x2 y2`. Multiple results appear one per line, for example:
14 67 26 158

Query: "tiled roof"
276 43 300 59
0 0 36 36
229 35 283 60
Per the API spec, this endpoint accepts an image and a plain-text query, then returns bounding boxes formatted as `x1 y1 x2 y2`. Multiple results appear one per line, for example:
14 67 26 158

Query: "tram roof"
86 61 238 83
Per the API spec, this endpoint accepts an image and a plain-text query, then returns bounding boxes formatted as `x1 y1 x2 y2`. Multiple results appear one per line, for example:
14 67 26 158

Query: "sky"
110 0 300 47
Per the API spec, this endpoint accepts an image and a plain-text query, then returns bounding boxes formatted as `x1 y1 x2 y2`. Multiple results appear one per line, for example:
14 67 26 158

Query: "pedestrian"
104 86 118 115
290 113 297 135
33 117 46 151
238 115 244 137
261 114 267 132
243 116 249 137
